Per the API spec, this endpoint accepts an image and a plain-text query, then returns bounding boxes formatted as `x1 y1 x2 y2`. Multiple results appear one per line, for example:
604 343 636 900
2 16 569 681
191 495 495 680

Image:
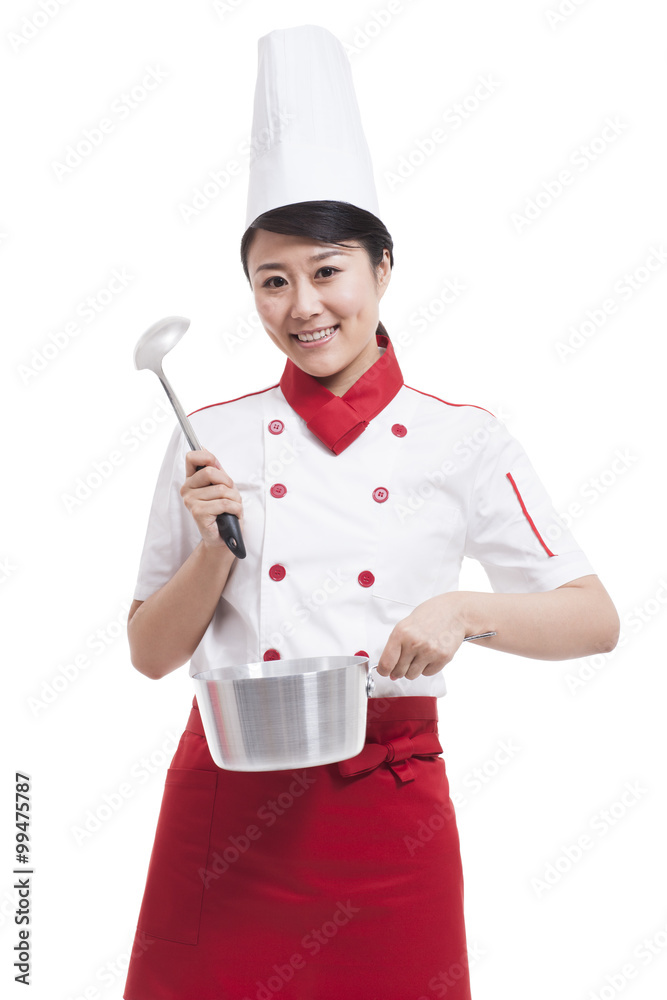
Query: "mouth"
290 324 339 347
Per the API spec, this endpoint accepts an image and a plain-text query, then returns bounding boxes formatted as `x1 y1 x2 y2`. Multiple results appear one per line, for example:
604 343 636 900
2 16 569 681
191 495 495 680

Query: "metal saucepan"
193 633 496 771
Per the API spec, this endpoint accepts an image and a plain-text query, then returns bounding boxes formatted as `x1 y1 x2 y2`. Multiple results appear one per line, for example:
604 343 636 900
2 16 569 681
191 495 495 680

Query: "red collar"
279 331 404 454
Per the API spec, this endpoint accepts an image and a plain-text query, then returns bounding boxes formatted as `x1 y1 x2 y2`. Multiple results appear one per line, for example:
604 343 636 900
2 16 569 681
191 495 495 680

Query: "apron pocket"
137 767 217 945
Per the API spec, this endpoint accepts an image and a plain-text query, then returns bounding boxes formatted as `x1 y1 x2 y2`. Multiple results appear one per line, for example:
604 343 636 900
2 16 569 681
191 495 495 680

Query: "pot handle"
366 631 497 695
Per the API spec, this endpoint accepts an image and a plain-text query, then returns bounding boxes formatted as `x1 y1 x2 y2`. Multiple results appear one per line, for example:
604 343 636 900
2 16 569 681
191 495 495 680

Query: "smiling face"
247 229 391 396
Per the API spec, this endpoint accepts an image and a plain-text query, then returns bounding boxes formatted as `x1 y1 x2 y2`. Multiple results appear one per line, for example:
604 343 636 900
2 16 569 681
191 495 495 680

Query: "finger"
421 658 450 676
401 642 454 679
182 484 244 519
389 642 444 681
403 654 434 680
383 627 422 680
385 646 417 681
375 632 402 677
184 448 223 477
189 483 242 505
193 497 244 523
185 456 233 487
190 499 245 542
389 653 419 681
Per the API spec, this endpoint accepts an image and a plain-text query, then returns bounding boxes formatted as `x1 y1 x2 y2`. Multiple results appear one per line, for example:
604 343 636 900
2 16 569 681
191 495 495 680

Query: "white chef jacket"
131 330 596 698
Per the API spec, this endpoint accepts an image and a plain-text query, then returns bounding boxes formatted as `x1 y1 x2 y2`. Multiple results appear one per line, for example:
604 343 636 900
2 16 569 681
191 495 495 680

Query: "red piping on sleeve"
506 472 556 557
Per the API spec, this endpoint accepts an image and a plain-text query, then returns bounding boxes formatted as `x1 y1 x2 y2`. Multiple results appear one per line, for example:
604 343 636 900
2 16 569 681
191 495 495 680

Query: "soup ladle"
134 315 246 558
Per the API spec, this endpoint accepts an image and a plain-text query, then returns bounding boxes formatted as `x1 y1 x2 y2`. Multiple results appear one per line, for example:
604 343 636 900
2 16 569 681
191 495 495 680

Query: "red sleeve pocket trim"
506 472 556 557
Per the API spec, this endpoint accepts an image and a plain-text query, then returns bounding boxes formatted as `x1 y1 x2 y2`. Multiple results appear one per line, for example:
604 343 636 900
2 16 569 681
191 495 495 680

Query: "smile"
291 325 339 346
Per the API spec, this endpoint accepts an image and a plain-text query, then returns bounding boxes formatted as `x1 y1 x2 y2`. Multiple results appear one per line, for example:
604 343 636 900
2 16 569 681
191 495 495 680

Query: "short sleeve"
131 424 202 602
463 417 596 592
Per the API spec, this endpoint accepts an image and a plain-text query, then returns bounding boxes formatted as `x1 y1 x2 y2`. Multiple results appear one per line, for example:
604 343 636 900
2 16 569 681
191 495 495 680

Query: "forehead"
248 229 361 270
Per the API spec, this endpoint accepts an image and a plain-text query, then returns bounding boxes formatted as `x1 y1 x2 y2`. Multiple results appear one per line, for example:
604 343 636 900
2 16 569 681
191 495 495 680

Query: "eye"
261 266 339 289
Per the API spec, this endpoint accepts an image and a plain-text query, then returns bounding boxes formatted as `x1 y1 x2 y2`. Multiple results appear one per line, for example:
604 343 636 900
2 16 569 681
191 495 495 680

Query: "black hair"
240 200 394 290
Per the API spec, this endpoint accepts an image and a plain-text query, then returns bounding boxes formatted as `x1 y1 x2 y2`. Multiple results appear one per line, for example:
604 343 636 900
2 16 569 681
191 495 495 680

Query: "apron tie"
338 733 443 783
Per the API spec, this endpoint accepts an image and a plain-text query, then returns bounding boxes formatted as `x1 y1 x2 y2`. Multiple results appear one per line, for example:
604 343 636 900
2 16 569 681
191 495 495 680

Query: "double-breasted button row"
267 564 376 588
264 647 371 662
269 480 388 503
263 416 407 660
271 417 407 438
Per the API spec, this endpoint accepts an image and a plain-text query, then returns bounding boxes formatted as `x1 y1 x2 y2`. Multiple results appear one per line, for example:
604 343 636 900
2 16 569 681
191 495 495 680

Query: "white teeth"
296 326 337 342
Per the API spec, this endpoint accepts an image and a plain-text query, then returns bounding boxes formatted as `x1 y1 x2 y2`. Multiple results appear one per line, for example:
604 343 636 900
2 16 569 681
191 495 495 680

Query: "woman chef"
123 24 619 1000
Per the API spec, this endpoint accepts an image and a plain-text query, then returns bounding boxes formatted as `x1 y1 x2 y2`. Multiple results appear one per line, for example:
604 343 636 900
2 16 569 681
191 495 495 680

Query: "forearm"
449 576 620 661
129 540 237 679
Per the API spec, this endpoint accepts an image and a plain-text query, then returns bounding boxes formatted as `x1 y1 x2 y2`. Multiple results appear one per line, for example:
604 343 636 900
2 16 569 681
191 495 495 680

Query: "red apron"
123 695 472 1000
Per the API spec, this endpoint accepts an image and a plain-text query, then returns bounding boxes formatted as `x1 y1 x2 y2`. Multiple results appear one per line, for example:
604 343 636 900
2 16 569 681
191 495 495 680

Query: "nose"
289 279 323 322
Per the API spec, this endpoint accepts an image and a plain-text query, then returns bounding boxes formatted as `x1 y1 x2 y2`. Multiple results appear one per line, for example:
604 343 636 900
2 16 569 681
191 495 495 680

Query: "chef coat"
131 330 595 698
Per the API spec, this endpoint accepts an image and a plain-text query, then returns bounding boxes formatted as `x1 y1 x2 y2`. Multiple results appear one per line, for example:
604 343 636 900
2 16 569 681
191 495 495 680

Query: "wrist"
436 590 490 638
198 537 237 567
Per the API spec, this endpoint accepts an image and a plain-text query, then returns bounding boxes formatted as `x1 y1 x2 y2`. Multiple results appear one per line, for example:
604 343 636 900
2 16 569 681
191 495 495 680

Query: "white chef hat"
245 24 381 229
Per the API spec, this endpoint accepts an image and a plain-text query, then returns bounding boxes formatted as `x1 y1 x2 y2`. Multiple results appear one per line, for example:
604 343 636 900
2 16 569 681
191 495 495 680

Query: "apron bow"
337 733 443 783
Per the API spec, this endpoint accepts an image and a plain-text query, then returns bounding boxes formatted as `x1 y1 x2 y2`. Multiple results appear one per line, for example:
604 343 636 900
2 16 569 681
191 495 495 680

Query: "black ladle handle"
146 367 246 559
195 464 246 559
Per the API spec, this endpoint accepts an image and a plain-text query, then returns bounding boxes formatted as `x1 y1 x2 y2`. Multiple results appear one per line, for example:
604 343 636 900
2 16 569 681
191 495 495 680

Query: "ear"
376 250 392 299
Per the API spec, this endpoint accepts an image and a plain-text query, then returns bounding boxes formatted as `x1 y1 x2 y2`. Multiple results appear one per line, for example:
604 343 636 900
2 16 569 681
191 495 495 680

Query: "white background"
2 1 666 998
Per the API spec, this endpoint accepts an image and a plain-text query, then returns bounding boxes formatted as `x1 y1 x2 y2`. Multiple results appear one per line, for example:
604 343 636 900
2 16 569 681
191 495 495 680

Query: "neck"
315 344 382 396
314 339 383 397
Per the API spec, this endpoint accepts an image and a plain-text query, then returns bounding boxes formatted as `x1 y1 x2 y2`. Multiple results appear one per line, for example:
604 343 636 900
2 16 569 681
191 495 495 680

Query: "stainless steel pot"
192 655 376 771
192 634 496 772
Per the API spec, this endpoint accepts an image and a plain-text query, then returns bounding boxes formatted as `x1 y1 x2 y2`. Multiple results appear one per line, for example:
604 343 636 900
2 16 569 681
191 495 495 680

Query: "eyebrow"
253 249 350 277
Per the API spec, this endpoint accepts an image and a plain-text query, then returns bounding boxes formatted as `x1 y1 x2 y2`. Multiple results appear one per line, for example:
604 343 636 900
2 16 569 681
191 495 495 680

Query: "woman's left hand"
375 593 467 681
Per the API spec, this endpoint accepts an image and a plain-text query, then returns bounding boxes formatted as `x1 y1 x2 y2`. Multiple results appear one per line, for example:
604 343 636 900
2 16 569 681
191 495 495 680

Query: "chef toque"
245 24 381 228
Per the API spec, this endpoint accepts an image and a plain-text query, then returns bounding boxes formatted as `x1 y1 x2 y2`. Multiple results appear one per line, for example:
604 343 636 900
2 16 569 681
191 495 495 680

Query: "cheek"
256 298 282 327
333 279 375 316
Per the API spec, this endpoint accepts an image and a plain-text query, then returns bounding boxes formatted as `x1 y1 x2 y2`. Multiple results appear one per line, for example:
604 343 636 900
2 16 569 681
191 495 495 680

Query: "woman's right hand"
180 448 245 550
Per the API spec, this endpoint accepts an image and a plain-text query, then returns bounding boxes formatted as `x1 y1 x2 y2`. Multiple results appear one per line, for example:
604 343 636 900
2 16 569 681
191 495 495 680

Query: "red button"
269 564 286 581
270 483 287 498
372 487 389 503
354 650 369 658
268 420 284 434
263 648 281 660
358 571 375 588
392 423 407 437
